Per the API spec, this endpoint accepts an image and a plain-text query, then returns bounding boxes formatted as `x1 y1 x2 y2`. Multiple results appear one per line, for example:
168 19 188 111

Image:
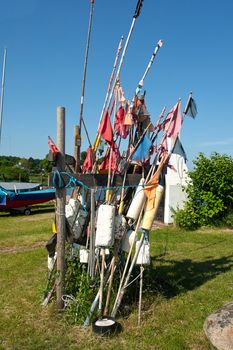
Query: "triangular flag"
131 134 152 163
184 96 197 118
48 136 59 155
163 100 182 139
83 147 93 172
98 110 113 144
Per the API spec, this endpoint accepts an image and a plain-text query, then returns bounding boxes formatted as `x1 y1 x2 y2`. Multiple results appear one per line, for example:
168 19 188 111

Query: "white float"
95 204 115 247
126 178 146 221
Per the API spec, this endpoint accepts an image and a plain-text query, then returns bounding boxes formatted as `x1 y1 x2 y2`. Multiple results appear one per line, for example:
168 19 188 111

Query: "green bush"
174 153 233 229
174 208 200 230
222 212 233 228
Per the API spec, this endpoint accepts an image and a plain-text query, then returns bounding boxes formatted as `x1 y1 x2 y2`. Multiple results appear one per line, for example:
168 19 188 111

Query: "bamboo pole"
76 0 95 172
56 106 66 310
99 248 106 316
138 265 144 325
92 0 144 154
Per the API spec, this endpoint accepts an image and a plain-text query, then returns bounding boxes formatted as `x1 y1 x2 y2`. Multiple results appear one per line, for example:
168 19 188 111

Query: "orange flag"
144 154 167 209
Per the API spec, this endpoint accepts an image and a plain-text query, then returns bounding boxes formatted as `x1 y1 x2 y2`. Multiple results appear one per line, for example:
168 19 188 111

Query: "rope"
124 266 144 289
62 294 77 309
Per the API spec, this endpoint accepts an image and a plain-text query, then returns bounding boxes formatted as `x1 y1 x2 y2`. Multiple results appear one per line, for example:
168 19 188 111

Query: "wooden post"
74 125 81 173
56 106 66 309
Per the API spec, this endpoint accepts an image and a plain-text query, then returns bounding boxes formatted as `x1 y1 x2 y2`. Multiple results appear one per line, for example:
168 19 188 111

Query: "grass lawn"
1 209 233 350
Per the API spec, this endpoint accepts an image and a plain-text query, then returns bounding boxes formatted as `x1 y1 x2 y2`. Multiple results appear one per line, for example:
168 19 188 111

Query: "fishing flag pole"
136 39 163 91
75 0 95 172
93 0 144 153
0 48 7 145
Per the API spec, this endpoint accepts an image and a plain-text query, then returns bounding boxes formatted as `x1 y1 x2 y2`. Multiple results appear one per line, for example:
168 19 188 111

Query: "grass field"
1 208 233 349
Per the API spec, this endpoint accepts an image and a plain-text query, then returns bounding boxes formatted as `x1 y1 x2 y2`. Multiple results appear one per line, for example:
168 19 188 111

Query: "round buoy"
92 316 121 335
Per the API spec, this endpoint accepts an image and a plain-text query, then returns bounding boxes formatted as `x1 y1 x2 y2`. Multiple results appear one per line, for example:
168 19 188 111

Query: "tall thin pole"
0 48 7 145
56 106 66 309
93 0 144 153
76 0 95 172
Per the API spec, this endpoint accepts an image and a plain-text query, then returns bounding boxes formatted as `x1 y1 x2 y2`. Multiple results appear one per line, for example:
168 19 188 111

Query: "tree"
174 152 233 229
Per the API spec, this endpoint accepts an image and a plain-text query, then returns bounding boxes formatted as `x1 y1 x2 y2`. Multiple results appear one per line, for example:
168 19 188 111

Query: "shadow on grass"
145 254 233 299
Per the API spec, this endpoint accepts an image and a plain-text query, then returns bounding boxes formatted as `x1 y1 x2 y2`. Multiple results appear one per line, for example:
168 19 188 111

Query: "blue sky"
0 0 232 168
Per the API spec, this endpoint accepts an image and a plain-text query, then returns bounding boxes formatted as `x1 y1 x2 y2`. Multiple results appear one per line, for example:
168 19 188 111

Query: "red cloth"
163 100 182 139
124 103 134 126
98 110 113 144
114 106 129 139
48 137 59 155
99 142 120 172
83 147 93 172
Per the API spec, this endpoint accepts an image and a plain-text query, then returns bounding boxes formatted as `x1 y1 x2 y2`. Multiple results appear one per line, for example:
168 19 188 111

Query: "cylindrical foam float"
80 248 89 263
95 204 115 247
121 229 136 253
136 241 150 265
141 185 164 231
126 178 146 221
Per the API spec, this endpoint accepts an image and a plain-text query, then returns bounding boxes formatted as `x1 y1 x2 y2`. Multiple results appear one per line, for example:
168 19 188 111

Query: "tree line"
0 155 52 183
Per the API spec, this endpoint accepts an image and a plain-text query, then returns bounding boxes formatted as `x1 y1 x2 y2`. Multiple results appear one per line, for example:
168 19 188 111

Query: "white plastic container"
47 252 57 271
95 204 115 247
80 248 89 263
65 198 88 240
136 241 150 265
126 178 146 221
121 230 136 253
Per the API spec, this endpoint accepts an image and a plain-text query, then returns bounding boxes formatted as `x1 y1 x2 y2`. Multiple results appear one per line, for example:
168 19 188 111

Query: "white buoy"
80 248 89 263
65 198 88 241
126 178 146 221
141 185 164 231
95 204 115 247
121 230 137 253
47 252 57 271
136 241 150 265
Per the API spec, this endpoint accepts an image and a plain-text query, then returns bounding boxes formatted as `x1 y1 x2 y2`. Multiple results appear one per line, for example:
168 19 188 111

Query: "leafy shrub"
222 212 233 228
174 153 233 229
173 208 200 230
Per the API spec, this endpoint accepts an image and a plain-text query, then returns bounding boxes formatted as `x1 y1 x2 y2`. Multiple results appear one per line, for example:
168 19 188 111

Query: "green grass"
1 212 233 349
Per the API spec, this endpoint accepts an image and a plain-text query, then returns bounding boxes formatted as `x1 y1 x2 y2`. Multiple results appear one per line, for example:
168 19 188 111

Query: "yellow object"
52 222 57 234
105 189 112 202
142 185 164 231
92 134 101 152
118 201 124 215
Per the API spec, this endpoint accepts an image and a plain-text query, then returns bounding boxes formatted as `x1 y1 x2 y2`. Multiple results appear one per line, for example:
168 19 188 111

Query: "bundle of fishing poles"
44 0 197 331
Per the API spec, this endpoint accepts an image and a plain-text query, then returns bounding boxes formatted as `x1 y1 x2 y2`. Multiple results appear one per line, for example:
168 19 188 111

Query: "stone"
204 301 233 350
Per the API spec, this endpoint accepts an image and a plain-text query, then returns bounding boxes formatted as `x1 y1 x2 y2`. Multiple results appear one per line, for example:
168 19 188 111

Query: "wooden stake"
56 106 66 310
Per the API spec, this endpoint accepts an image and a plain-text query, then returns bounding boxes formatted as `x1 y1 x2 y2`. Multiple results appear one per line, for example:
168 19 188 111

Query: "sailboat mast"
0 48 7 145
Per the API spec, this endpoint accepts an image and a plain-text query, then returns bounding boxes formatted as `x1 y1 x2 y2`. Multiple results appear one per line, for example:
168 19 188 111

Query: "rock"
204 301 233 350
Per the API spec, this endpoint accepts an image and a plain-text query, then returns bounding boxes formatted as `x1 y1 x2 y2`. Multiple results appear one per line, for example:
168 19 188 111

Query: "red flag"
114 106 129 139
98 110 113 144
124 102 134 126
163 100 182 138
83 147 93 172
99 142 120 172
48 137 59 155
